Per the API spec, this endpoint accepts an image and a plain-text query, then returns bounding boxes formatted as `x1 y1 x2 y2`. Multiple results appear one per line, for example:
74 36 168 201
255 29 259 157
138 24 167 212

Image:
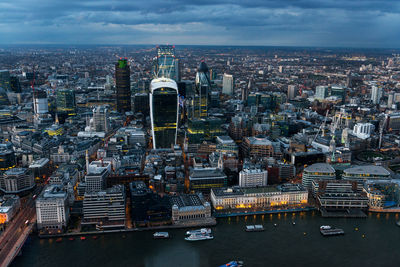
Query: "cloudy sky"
1 0 400 47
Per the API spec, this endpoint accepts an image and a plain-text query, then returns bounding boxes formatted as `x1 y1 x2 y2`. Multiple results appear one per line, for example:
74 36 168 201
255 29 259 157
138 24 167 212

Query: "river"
11 212 400 267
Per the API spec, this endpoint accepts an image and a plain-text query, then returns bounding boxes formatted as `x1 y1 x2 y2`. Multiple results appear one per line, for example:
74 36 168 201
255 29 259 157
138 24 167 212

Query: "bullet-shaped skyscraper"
115 58 131 113
150 78 179 149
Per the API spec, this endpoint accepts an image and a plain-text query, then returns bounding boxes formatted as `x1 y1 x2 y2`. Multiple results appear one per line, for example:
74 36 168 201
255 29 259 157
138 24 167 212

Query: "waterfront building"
239 169 268 188
82 184 126 227
302 163 336 190
149 78 179 149
342 165 391 183
156 45 179 81
56 89 76 116
222 74 234 95
170 194 212 225
0 195 20 224
115 58 131 113
35 185 69 231
211 184 308 211
315 86 328 100
363 181 400 211
312 180 368 211
0 168 34 194
189 168 227 194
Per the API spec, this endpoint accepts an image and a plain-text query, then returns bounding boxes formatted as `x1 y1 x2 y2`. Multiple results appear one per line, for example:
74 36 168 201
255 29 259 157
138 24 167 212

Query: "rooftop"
344 165 391 176
304 163 335 174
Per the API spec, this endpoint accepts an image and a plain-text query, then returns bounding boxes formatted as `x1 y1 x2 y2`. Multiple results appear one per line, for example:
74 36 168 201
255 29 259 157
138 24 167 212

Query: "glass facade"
151 86 178 149
115 59 131 113
156 45 179 81
56 89 76 115
192 62 211 119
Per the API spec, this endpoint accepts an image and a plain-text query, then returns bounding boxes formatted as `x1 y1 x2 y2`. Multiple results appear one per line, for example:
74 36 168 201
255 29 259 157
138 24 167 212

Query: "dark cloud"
0 0 399 47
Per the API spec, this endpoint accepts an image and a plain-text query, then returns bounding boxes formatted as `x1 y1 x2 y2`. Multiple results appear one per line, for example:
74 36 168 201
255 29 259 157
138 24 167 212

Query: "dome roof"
198 61 209 73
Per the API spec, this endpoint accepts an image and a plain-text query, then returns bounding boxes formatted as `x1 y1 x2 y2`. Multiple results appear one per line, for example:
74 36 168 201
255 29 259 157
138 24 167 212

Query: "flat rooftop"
304 163 335 174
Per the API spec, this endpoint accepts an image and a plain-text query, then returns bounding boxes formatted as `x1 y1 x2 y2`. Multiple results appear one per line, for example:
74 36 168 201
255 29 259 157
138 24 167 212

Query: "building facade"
239 169 268 188
115 58 131 113
302 163 336 190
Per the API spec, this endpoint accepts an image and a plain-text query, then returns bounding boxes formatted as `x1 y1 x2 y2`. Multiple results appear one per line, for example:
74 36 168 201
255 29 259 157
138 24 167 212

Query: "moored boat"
245 225 264 232
153 232 170 239
320 225 344 236
184 233 213 241
185 228 211 236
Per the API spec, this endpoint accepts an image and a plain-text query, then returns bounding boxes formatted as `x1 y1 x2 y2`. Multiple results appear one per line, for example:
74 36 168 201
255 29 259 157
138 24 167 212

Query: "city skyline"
0 0 400 48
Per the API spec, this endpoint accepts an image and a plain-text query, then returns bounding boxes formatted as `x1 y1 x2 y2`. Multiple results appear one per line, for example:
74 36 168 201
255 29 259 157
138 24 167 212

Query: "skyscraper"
150 78 179 149
222 73 234 95
371 85 382 104
56 89 76 116
115 58 131 113
0 70 11 91
193 61 211 119
288 85 297 100
156 45 179 81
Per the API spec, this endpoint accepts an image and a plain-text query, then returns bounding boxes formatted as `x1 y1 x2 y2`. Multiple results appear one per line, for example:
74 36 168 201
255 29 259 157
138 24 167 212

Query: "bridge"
0 186 41 267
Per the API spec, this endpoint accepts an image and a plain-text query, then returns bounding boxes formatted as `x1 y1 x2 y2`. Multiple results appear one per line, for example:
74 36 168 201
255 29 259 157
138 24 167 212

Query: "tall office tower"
33 90 48 114
56 89 76 116
150 78 179 149
9 76 21 93
156 45 180 81
315 86 328 100
193 61 211 119
242 79 251 102
0 70 11 91
388 92 394 107
287 85 297 100
371 85 382 104
92 105 109 133
222 73 234 95
115 58 131 113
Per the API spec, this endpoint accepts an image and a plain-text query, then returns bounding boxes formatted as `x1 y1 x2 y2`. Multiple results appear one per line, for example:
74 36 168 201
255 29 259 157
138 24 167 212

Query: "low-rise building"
170 194 213 226
211 184 308 212
342 165 391 183
302 163 336 190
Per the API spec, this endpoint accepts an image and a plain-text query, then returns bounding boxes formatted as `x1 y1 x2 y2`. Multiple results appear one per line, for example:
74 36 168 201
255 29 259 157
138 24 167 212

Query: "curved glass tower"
150 78 179 149
192 61 211 119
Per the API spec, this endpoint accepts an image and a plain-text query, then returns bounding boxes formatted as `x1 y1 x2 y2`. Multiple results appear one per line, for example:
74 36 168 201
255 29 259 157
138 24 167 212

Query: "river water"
11 212 400 267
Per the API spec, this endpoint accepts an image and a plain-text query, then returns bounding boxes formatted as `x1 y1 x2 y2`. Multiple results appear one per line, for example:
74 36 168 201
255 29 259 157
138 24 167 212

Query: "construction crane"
311 109 329 145
379 114 388 149
330 113 341 163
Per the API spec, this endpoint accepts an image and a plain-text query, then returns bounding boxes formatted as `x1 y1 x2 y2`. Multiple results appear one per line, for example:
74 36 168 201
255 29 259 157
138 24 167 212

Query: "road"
0 186 42 267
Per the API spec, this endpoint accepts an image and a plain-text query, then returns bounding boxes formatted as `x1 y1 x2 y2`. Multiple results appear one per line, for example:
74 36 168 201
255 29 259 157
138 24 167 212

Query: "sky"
1 0 400 48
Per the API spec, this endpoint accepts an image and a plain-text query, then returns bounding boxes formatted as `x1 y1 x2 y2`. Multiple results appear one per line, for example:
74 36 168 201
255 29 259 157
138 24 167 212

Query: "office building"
239 169 268 188
170 194 212 225
92 105 109 133
150 78 179 149
156 45 179 81
288 85 297 100
302 163 336 190
242 136 281 158
189 168 227 193
331 84 346 101
0 87 9 106
9 76 21 93
115 58 131 113
353 123 374 139
0 195 21 224
315 86 328 100
133 93 149 116
216 136 239 155
0 168 34 194
36 185 69 231
211 184 308 211
0 150 16 171
222 74 234 95
56 89 76 116
342 165 391 183
0 70 11 91
192 61 211 119
83 184 126 227
33 90 48 115
85 168 108 193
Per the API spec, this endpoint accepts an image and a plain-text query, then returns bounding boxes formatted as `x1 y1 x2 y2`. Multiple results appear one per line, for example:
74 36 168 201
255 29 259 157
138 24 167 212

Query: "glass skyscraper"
192 61 211 119
56 89 76 116
150 78 179 149
156 45 179 82
115 58 131 113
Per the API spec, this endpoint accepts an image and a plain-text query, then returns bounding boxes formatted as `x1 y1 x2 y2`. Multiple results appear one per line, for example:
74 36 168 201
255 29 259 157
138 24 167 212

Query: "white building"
287 85 297 100
353 122 375 139
315 86 328 100
222 73 234 95
371 85 382 104
239 169 268 187
36 185 69 231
